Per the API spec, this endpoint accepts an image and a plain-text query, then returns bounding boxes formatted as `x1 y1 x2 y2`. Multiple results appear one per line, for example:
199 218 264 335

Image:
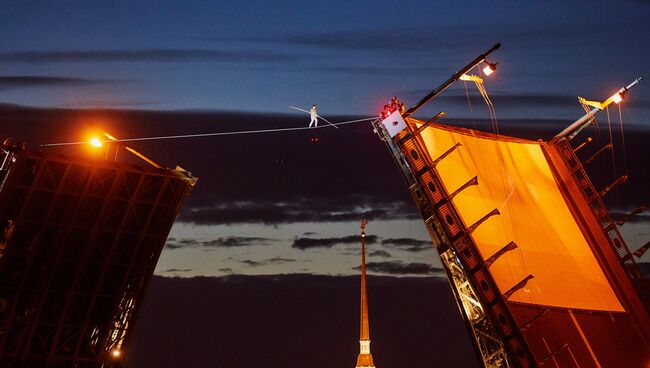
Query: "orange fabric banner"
419 124 623 311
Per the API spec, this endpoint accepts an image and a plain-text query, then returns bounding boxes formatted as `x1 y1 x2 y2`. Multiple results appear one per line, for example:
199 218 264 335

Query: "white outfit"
309 106 318 127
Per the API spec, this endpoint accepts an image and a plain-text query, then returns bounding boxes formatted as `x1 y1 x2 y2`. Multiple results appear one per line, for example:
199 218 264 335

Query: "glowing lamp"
89 137 103 148
612 92 623 104
111 349 121 358
482 61 497 76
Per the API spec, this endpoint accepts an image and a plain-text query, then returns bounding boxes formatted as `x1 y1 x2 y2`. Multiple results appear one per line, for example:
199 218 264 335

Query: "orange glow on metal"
103 132 118 141
89 137 103 148
419 124 624 311
102 130 163 169
460 74 483 83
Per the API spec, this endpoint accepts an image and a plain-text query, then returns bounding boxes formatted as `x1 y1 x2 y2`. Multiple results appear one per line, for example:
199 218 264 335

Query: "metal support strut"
551 77 642 143
403 43 501 118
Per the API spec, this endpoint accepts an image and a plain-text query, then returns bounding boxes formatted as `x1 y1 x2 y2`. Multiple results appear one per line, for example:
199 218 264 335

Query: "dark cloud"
415 90 575 108
164 239 200 249
381 238 431 252
166 236 274 249
203 236 274 247
201 21 640 55
162 268 192 273
165 242 185 250
403 90 650 110
218 268 233 273
0 75 113 90
62 99 162 108
165 238 201 249
308 65 445 76
180 197 418 225
239 257 296 267
292 234 378 250
239 260 261 266
190 20 649 87
368 250 391 258
354 261 442 275
199 24 489 53
0 49 297 64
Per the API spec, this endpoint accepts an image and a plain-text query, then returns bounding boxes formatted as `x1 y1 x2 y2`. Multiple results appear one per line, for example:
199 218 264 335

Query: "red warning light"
381 106 392 119
381 97 405 118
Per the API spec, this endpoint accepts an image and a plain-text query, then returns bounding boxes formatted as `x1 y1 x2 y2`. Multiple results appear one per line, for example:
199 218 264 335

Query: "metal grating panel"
378 120 534 367
0 149 195 368
375 115 650 367
552 140 645 291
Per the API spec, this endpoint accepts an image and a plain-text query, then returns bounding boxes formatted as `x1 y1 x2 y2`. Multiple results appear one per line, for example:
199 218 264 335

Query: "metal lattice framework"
373 119 522 367
374 111 650 367
553 139 645 289
0 147 196 368
370 43 650 367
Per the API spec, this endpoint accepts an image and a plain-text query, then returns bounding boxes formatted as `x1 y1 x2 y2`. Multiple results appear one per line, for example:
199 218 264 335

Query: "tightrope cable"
41 116 378 147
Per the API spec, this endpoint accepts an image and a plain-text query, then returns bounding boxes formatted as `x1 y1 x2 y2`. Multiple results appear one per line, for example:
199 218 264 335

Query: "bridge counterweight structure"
0 144 196 367
373 112 650 367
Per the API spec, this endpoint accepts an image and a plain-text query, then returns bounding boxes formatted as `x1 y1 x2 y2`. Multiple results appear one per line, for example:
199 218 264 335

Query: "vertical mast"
360 218 370 341
356 219 375 368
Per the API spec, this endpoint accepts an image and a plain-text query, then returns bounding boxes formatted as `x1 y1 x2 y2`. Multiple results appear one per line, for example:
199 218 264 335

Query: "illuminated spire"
356 219 375 368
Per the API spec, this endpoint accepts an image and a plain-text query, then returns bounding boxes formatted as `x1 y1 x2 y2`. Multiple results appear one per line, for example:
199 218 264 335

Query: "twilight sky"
1 1 649 115
2 2 650 367
1 1 649 279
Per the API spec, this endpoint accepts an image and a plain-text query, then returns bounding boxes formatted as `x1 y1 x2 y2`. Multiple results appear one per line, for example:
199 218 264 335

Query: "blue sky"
1 0 649 277
1 1 648 116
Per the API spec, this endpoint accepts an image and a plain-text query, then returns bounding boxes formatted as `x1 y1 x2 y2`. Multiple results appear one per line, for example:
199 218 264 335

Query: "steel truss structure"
374 114 650 367
0 146 196 367
374 120 518 367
